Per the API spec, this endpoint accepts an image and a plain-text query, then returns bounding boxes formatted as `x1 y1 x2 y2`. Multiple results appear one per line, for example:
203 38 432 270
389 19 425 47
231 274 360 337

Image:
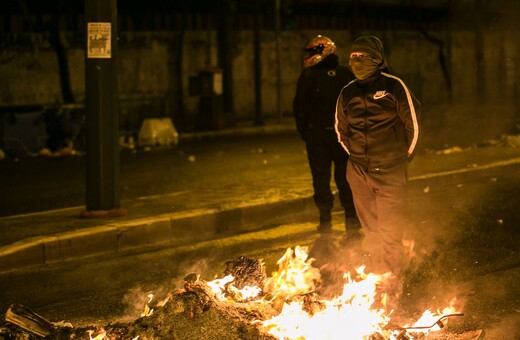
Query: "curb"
0 197 316 274
1 157 519 274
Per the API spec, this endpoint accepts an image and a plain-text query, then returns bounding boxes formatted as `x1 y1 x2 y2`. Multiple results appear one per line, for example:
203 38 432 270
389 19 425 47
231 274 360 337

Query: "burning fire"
266 246 321 301
207 274 263 302
139 294 154 317
87 328 106 340
132 245 462 340
258 247 391 339
404 298 461 334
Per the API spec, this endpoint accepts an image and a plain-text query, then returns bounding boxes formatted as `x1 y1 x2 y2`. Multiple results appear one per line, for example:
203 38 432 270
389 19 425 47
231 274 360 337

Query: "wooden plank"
4 303 53 337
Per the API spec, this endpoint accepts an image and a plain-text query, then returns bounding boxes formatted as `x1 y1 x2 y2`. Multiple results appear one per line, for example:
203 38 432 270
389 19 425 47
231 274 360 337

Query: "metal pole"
84 0 123 215
275 0 282 122
253 0 263 126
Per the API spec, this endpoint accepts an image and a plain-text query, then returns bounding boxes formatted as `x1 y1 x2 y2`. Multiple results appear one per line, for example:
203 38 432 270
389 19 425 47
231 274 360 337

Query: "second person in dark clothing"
293 35 357 235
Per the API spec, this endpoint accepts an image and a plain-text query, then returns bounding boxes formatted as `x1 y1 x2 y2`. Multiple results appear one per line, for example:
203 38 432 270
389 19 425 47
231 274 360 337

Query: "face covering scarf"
349 57 381 80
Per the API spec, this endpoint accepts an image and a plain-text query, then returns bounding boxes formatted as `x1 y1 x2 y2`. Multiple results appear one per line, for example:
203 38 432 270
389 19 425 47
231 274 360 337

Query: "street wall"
0 28 518 147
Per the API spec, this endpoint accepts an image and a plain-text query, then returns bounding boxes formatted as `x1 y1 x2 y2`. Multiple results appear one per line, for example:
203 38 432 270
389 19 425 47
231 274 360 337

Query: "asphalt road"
0 159 518 339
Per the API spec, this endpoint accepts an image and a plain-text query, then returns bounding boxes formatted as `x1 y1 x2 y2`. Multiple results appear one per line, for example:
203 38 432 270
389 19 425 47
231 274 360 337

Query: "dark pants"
305 128 355 216
346 159 408 276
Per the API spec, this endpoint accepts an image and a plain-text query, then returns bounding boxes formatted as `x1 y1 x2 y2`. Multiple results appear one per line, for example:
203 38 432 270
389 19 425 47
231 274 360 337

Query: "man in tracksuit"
293 35 357 235
335 35 421 305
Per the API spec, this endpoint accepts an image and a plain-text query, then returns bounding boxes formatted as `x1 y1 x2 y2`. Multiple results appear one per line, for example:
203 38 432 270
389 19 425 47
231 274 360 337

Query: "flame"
140 294 154 317
207 274 262 302
261 265 390 339
265 246 321 301
87 328 106 340
132 246 462 340
407 297 459 334
227 283 262 301
258 247 461 339
207 274 235 301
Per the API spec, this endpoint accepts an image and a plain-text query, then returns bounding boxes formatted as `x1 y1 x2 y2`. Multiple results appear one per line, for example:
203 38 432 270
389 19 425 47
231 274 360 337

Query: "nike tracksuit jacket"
335 71 421 168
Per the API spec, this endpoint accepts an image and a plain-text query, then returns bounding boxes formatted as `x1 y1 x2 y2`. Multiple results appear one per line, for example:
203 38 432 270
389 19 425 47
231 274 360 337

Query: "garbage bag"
138 118 179 147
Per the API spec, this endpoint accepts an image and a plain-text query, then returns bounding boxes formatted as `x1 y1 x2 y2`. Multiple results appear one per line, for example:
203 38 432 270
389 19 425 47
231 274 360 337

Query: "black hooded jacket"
335 70 421 167
293 54 354 140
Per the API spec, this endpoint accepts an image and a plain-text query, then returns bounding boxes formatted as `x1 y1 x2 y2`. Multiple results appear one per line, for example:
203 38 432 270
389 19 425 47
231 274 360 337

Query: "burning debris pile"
0 246 470 340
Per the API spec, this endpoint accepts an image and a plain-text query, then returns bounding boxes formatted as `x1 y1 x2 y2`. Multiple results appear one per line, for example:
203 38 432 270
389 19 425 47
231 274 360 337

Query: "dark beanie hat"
351 35 384 60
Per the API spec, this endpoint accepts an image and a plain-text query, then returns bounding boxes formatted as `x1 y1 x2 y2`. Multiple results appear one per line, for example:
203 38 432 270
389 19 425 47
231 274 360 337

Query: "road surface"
0 159 518 338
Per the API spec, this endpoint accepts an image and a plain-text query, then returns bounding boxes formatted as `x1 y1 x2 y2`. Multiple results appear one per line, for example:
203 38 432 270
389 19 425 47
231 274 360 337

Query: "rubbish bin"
197 68 225 131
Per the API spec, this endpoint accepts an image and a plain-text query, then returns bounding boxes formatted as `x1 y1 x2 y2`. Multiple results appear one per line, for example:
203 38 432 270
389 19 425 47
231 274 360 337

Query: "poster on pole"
87 22 111 58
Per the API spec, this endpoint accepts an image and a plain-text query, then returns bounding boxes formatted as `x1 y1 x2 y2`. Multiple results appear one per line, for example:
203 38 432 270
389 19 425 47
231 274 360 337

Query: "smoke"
117 255 223 322
120 286 159 322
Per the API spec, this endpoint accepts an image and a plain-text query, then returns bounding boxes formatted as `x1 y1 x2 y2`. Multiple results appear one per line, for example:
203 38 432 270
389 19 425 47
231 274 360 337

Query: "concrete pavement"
1 124 519 274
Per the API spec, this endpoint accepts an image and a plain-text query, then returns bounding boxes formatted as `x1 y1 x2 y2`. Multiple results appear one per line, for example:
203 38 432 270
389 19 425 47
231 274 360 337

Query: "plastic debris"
138 118 179 147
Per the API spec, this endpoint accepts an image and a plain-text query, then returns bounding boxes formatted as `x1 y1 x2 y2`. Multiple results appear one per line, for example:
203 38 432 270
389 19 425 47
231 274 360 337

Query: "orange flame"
134 246 462 339
87 328 106 340
407 297 460 334
264 246 321 301
207 274 262 302
261 265 390 339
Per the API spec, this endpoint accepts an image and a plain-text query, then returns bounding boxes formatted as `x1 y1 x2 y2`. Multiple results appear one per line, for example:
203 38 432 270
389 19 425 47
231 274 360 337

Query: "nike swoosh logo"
373 91 389 100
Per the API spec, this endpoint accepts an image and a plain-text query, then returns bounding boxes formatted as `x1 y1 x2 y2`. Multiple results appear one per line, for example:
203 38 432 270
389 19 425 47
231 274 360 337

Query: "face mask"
349 57 380 80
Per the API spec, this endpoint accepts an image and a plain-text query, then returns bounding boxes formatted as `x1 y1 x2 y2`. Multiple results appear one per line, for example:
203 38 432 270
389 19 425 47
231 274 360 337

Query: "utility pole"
275 0 282 122
83 0 125 216
253 0 263 126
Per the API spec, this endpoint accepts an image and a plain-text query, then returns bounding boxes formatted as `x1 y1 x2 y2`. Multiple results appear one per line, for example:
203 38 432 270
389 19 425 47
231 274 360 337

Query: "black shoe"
317 213 332 233
316 222 332 234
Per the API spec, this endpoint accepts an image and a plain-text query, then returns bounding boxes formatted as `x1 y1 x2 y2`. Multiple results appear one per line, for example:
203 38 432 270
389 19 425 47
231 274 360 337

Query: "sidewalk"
1 125 519 274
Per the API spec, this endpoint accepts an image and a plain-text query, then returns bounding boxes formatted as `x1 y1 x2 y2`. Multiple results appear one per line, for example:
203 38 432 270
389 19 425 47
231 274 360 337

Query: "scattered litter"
39 148 52 156
423 185 430 193
501 134 520 148
435 146 464 155
36 145 82 157
52 321 73 329
497 219 504 225
456 184 463 188
478 139 501 147
119 135 136 149
138 118 179 147
57 147 77 156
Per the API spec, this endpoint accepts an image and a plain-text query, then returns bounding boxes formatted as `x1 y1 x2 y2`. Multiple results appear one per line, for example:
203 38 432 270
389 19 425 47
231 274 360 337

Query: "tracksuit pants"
346 159 408 276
